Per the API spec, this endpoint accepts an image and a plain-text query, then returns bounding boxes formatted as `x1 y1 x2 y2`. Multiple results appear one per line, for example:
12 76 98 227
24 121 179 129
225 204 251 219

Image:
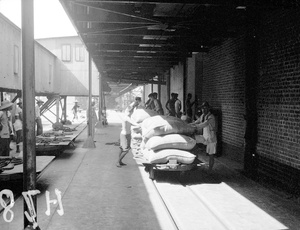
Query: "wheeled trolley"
143 159 204 181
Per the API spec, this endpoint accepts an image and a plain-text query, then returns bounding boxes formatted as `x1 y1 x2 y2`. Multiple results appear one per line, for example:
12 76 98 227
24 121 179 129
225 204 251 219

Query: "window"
14 45 19 75
75 44 85 62
62 44 71 62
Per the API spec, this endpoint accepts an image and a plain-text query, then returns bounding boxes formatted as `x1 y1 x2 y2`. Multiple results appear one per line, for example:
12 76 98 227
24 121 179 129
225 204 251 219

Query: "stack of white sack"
140 115 197 164
131 125 143 157
130 108 158 157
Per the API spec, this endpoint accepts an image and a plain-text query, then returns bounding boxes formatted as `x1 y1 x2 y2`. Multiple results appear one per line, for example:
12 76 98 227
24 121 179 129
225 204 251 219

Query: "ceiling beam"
106 77 166 85
84 36 171 45
93 51 189 58
86 43 202 52
67 0 243 6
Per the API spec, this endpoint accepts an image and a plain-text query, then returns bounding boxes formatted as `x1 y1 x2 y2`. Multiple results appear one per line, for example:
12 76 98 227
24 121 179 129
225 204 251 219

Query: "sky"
0 0 77 38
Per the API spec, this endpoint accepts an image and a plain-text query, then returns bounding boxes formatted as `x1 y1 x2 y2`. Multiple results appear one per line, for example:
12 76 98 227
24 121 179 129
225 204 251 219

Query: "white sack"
142 115 196 139
145 134 196 151
131 108 158 123
142 148 196 164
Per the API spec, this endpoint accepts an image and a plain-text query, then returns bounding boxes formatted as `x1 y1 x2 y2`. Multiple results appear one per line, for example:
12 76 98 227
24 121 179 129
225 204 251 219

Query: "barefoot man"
117 103 140 167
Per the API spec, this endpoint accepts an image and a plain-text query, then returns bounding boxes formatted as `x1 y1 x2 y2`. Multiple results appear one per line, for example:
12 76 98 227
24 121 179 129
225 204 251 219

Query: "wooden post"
83 53 95 148
96 73 103 128
56 96 60 123
166 70 170 100
158 75 161 100
22 0 37 228
63 96 67 123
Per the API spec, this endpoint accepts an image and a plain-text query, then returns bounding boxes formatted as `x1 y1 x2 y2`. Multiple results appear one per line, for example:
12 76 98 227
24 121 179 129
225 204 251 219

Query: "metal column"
22 0 37 228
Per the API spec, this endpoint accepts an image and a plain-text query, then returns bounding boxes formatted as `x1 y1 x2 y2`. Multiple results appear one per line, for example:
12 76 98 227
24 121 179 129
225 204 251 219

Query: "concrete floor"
1 111 300 230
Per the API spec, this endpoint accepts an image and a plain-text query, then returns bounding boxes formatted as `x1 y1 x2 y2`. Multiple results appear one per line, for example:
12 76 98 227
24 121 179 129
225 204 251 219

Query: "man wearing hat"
145 93 153 109
0 100 14 156
152 92 164 115
191 101 217 170
35 99 44 136
72 100 80 122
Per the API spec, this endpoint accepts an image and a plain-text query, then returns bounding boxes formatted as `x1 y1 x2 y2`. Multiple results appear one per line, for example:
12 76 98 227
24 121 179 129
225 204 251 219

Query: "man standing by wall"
191 102 217 170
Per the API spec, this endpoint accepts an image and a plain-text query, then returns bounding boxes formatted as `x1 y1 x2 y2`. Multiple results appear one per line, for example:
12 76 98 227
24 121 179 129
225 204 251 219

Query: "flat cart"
143 159 204 181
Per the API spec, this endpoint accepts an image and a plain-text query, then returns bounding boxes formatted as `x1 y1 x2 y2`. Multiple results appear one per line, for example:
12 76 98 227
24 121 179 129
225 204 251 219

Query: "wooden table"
0 156 55 181
36 123 86 155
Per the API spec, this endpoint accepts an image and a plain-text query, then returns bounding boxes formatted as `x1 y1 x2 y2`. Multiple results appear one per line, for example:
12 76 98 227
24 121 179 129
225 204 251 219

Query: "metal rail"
150 172 234 230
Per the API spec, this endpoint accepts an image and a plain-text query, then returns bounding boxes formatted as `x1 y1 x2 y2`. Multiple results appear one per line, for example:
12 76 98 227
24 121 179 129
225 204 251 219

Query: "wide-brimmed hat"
17 99 22 105
200 101 210 108
37 100 44 104
0 100 13 110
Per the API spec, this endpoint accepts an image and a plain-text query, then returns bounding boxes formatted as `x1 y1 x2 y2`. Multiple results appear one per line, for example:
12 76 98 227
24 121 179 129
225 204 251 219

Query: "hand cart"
142 158 204 181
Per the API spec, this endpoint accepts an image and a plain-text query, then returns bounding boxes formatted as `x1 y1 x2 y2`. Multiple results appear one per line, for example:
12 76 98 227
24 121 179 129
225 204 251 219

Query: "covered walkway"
1 110 300 230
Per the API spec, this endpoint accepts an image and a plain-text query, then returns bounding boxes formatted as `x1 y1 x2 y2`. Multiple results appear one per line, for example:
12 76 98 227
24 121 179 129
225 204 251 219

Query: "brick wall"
202 35 246 150
258 10 300 171
199 9 300 192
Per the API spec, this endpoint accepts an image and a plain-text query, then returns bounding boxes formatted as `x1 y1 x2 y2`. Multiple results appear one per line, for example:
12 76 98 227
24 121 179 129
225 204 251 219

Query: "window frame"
75 44 85 62
61 44 72 62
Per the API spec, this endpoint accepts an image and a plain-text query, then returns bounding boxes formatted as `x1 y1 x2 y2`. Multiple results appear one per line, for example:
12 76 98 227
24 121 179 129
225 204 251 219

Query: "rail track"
147 168 234 230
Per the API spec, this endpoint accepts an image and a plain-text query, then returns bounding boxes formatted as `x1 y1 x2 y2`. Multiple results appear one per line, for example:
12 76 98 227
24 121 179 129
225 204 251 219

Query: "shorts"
15 130 23 144
195 135 216 155
120 133 131 152
206 143 217 155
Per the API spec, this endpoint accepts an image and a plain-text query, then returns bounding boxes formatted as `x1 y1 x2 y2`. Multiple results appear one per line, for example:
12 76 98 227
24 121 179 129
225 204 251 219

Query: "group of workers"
117 93 217 171
0 98 44 157
145 92 182 118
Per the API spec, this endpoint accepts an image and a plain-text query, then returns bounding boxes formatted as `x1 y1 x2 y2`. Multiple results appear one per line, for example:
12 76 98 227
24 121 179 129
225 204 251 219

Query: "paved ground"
0 110 300 230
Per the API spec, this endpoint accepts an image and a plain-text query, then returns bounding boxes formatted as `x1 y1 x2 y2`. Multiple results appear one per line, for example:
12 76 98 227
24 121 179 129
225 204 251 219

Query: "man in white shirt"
191 102 217 170
117 106 140 167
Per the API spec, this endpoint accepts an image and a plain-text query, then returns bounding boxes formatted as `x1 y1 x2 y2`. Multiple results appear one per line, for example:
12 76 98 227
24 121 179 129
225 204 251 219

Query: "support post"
143 85 146 103
96 73 103 128
63 96 67 123
244 10 259 180
166 70 170 100
56 96 60 123
22 0 37 228
83 53 96 148
158 75 161 100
